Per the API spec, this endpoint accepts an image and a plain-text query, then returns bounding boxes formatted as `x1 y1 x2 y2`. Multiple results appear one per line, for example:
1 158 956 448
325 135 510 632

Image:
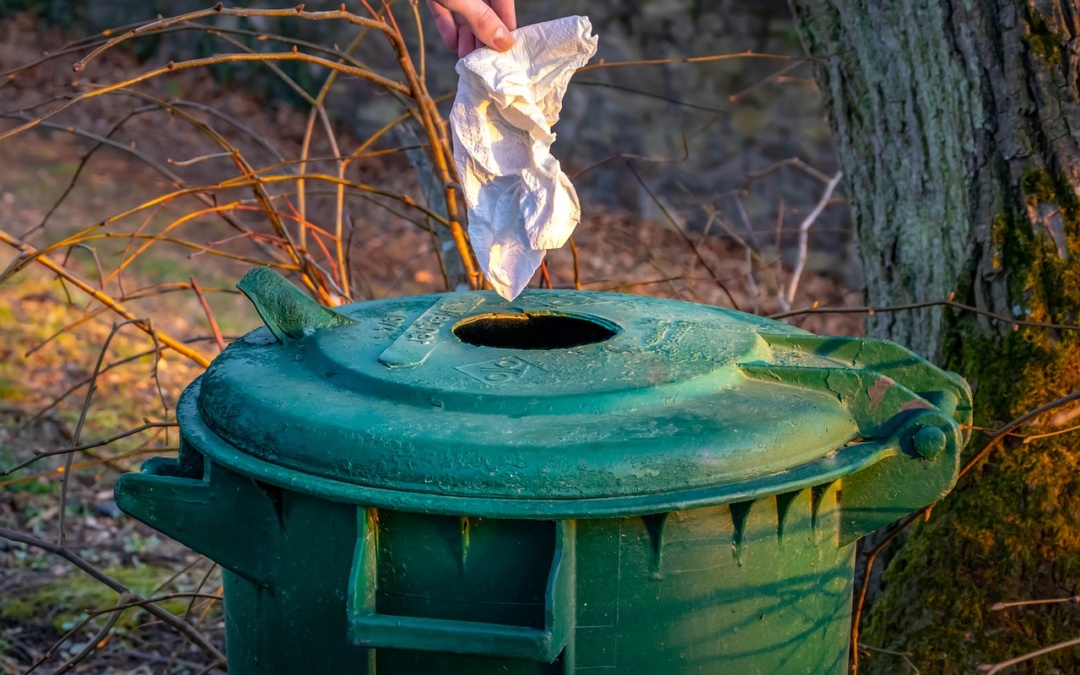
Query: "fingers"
440 0 513 52
427 0 516 57
426 0 458 50
490 0 516 31
457 29 478 58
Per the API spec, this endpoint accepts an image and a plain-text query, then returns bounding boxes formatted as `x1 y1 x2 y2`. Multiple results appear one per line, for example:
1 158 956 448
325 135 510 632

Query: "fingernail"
493 26 513 50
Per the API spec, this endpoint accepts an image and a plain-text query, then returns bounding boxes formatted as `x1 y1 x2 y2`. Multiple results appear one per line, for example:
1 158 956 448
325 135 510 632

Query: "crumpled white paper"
450 16 598 300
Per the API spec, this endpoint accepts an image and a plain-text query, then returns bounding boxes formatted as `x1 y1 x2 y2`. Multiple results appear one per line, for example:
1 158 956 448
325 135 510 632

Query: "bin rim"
190 287 971 505
176 378 951 519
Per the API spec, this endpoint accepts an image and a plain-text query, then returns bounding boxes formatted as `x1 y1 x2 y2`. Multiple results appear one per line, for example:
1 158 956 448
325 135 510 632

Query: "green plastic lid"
180 269 970 517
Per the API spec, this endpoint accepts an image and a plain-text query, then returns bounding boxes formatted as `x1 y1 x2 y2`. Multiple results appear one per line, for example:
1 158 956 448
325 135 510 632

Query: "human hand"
426 0 517 58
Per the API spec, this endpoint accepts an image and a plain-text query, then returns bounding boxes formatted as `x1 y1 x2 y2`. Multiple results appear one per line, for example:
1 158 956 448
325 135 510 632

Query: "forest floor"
0 11 862 674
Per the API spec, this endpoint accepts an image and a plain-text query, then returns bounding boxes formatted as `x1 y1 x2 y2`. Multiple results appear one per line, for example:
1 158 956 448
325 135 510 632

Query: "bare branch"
578 50 799 74
0 229 212 367
770 298 1080 333
785 171 842 307
2 422 176 476
190 277 226 352
0 526 226 665
991 595 1080 611
851 388 1080 673
625 161 741 310
978 635 1080 674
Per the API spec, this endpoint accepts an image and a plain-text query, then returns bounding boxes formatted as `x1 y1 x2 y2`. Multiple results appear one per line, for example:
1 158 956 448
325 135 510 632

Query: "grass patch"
0 565 190 632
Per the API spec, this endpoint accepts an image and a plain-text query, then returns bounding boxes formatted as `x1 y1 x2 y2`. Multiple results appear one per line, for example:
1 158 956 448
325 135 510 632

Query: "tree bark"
788 0 1080 672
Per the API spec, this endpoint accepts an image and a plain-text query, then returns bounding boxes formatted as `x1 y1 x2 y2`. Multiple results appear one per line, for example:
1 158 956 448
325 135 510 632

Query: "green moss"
863 168 1080 672
986 169 1080 324
864 333 1080 673
1023 7 1066 67
0 565 189 631
991 210 1035 300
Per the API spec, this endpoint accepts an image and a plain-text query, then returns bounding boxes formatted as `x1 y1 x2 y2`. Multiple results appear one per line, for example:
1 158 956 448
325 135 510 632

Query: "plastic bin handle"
347 511 576 663
237 266 353 344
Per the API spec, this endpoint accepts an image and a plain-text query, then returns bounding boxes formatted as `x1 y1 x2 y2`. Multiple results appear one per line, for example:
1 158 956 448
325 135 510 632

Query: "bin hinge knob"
912 425 948 459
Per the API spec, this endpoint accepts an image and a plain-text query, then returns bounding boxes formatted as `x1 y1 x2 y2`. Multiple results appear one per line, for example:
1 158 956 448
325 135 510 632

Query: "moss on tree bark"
787 0 1080 671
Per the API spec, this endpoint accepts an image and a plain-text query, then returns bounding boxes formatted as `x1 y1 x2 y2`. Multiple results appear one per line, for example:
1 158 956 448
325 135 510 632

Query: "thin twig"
23 595 123 675
1 108 284 263
857 643 920 674
569 132 690 180
675 181 784 307
0 447 177 490
850 388 1080 673
991 595 1080 611
850 514 913 673
84 592 225 617
0 229 211 367
571 79 730 114
577 50 798 73
59 319 143 545
785 170 842 306
978 635 1080 674
959 390 1080 480
726 60 807 104
1020 424 1080 443
747 156 834 184
1 52 408 144
25 287 229 364
0 526 226 665
625 161 741 310
568 237 582 290
296 19 374 273
2 421 176 475
190 277 226 352
73 5 388 71
168 152 233 167
52 595 128 675
770 298 1080 333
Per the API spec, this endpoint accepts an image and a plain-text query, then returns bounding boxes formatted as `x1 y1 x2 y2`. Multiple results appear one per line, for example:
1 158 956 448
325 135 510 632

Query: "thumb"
441 0 513 51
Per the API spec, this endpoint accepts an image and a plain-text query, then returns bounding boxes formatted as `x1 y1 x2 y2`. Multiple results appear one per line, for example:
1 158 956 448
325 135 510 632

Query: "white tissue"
450 16 598 300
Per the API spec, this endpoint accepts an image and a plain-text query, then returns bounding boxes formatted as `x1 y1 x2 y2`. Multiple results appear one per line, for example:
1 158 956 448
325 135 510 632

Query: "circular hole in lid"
453 313 619 350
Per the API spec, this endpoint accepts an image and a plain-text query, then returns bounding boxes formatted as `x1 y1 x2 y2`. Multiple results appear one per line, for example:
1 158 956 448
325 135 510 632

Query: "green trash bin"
116 268 970 675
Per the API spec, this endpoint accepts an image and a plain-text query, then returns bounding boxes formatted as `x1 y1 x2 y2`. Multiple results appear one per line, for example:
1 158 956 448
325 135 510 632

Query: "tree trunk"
787 0 1080 672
